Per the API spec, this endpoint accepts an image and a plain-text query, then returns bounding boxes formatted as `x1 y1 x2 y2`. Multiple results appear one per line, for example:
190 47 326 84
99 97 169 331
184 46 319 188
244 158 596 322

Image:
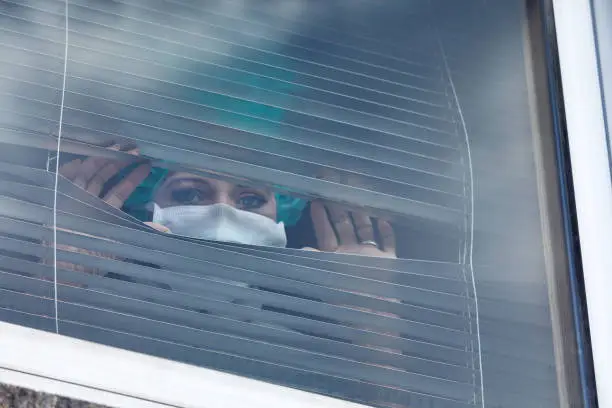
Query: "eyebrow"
162 176 272 197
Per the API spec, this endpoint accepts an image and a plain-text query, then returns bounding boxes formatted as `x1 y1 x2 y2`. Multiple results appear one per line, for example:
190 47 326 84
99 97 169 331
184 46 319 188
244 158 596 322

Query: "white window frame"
552 0 612 407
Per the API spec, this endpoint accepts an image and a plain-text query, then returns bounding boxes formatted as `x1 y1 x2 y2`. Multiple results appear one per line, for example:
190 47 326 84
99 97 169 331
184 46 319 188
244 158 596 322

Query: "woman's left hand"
306 201 401 342
308 201 396 258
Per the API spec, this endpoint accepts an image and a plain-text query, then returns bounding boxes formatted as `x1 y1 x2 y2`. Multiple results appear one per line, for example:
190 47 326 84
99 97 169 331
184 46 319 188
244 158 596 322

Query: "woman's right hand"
59 145 151 209
50 146 169 276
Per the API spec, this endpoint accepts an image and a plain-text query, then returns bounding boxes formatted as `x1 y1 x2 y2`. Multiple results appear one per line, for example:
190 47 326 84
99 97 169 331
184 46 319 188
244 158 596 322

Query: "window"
0 1 595 407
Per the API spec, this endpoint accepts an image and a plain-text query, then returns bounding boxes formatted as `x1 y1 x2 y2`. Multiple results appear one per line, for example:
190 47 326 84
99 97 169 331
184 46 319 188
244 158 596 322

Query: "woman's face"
154 172 277 221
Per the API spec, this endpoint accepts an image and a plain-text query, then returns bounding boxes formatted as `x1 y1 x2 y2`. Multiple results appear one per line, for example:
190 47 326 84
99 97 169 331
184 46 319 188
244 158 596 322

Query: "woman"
59 147 397 258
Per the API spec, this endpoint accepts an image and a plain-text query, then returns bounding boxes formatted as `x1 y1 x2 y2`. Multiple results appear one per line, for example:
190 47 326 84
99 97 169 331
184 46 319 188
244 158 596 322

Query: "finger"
310 201 338 251
377 219 396 253
58 159 82 181
102 163 151 208
72 156 112 189
72 144 122 188
327 204 357 245
86 158 137 196
352 211 375 243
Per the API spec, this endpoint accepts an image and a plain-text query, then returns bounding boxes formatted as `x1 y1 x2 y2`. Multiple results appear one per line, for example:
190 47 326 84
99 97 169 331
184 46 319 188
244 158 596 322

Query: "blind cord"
437 36 485 408
52 0 70 335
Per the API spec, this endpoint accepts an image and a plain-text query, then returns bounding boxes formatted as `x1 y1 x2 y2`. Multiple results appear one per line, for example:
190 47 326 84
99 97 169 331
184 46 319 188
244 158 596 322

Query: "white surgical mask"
152 203 287 247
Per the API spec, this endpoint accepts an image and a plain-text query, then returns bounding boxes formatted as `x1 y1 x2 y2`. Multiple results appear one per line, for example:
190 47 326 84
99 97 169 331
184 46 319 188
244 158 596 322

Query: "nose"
213 192 235 207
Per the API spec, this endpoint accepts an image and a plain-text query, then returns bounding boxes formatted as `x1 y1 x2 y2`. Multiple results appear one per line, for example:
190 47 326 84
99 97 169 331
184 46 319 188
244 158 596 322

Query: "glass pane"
0 1 585 407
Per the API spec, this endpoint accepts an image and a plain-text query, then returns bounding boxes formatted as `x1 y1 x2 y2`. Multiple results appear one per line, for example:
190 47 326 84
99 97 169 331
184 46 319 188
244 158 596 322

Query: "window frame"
0 1 607 407
551 0 612 407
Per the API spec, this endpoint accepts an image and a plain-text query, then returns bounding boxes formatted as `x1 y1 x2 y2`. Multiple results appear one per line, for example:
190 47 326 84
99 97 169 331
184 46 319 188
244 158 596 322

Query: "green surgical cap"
122 165 169 222
123 166 307 226
275 193 308 227
123 56 307 225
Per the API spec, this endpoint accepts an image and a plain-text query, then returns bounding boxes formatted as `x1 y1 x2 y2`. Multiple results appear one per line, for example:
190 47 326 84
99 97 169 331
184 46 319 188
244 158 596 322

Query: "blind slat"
59 96 463 198
0 189 466 294
0 261 473 370
65 1 447 94
0 220 474 350
0 273 476 398
59 320 474 408
0 253 471 367
0 129 466 226
109 0 445 79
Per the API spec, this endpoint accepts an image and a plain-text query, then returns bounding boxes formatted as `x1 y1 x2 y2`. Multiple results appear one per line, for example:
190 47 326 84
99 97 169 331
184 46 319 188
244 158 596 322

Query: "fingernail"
105 195 122 209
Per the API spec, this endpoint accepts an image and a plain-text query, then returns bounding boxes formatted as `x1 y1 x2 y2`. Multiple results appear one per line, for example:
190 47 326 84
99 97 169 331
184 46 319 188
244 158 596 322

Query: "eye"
238 193 267 210
171 187 203 205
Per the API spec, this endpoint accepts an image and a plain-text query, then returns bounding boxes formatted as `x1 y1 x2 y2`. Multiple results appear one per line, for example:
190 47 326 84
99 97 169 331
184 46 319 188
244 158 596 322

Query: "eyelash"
169 187 267 210
171 187 206 205
238 193 267 210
